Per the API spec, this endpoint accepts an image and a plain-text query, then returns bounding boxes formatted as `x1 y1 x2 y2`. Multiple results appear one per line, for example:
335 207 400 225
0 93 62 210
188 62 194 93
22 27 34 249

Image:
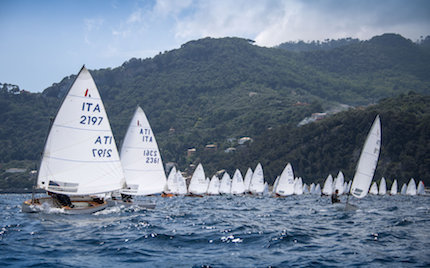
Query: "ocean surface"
1 193 429 267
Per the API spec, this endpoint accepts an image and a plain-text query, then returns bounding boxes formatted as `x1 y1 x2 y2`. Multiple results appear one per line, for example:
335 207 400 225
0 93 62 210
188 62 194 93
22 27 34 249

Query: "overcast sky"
1 0 429 92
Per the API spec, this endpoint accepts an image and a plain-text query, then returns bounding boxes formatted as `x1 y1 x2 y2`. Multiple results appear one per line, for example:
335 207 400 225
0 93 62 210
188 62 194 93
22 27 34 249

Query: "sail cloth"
219 172 232 195
350 115 381 198
322 174 334 195
243 168 253 192
188 163 207 195
390 179 398 195
249 163 265 195
406 178 417 196
379 177 387 195
37 66 124 195
207 175 220 195
231 169 245 195
120 106 166 195
275 163 295 196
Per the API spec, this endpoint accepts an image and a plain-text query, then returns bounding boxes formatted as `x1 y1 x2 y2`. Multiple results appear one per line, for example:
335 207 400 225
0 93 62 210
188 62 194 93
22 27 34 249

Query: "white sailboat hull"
22 197 108 214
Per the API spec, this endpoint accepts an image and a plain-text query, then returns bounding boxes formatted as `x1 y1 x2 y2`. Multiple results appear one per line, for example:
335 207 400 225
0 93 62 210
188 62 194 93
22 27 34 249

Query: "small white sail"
207 175 220 195
249 163 265 195
309 183 316 194
334 171 345 195
120 106 167 195
165 167 177 193
231 169 245 195
369 182 378 195
219 172 232 195
294 177 304 195
350 115 381 198
263 182 269 196
400 183 407 195
243 168 253 192
390 179 398 195
272 176 280 194
378 177 387 195
314 183 322 195
322 174 334 195
37 66 124 195
275 163 295 196
302 183 309 194
188 163 207 195
417 181 425 195
406 178 417 196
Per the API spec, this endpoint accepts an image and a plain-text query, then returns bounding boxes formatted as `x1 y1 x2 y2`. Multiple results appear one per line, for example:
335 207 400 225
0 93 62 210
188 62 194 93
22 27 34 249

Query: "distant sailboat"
314 184 322 195
334 171 345 195
243 168 253 193
349 115 381 199
249 163 265 195
322 174 334 196
120 106 166 198
231 169 245 195
219 172 232 195
417 181 425 195
175 170 188 195
406 178 417 196
207 175 220 195
369 182 379 195
188 163 207 196
390 179 398 195
294 177 304 195
309 183 316 194
378 177 387 195
274 163 295 196
400 183 407 195
22 66 124 214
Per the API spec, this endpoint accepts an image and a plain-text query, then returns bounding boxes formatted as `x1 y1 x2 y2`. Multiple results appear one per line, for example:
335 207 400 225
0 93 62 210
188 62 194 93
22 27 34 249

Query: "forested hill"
1 33 429 189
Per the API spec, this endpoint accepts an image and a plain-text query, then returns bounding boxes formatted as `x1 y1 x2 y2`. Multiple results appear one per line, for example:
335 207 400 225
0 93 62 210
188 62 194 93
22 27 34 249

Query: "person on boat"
121 193 133 203
331 189 340 204
48 192 74 208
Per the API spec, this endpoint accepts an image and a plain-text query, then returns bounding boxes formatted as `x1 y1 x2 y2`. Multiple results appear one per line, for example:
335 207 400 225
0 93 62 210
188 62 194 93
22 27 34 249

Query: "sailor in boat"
48 192 74 208
121 193 133 203
331 189 340 204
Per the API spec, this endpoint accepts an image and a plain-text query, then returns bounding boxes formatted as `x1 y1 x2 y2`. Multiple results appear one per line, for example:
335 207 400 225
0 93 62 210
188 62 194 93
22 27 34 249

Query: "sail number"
146 157 160 164
80 115 103 125
144 149 159 164
92 149 112 157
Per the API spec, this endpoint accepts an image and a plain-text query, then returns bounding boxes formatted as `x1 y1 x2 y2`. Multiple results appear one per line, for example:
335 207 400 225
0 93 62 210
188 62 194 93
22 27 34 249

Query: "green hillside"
0 34 429 190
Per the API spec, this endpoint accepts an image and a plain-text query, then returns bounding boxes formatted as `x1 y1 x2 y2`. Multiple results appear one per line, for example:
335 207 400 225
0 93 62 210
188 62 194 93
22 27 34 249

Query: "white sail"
207 175 220 195
249 163 265 195
334 171 345 195
272 176 280 194
322 174 334 195
188 163 207 195
314 183 322 195
309 183 315 194
400 183 407 195
165 166 177 193
275 163 295 196
263 182 269 196
120 106 166 195
417 181 425 195
302 183 309 194
390 179 398 195
37 66 124 195
243 168 253 192
294 177 304 195
406 178 417 196
219 172 232 195
175 170 188 195
231 169 245 195
350 115 381 198
378 177 387 195
369 182 378 195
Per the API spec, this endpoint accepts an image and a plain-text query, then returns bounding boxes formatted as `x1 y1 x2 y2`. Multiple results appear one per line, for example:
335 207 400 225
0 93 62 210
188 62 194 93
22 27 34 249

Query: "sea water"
1 194 429 267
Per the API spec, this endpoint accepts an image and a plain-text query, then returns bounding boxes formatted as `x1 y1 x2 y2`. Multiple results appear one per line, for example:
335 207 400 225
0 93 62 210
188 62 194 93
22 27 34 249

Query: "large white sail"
249 163 265 195
231 169 245 195
379 177 387 195
37 66 124 195
120 106 166 195
188 163 207 195
275 163 295 196
350 115 381 198
390 179 398 195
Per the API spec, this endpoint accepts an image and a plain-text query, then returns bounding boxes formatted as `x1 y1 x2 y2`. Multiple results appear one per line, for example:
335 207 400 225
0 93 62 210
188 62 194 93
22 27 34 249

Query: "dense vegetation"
0 33 429 190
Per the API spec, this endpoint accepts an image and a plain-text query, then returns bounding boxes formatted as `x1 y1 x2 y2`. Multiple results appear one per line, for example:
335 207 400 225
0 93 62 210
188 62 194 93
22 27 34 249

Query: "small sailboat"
163 167 177 196
174 170 188 195
378 177 387 195
406 178 417 196
334 171 345 195
274 163 295 196
390 179 398 195
249 163 265 195
231 169 245 195
369 182 379 195
322 174 334 196
219 172 232 195
272 176 280 194
314 183 322 195
347 115 381 208
309 183 316 195
294 177 304 195
243 168 253 193
417 181 425 195
400 183 407 195
22 66 124 214
119 106 166 201
188 163 207 196
206 175 220 195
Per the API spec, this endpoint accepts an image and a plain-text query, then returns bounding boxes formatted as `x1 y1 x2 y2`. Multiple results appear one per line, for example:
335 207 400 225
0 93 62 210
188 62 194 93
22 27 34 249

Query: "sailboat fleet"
22 67 427 214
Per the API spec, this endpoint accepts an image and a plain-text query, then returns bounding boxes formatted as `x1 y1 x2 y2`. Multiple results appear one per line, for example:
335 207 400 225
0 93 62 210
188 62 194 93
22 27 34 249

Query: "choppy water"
1 194 430 267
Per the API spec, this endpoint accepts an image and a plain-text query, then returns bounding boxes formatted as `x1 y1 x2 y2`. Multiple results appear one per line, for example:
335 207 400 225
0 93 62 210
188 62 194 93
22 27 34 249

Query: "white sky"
1 0 429 92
